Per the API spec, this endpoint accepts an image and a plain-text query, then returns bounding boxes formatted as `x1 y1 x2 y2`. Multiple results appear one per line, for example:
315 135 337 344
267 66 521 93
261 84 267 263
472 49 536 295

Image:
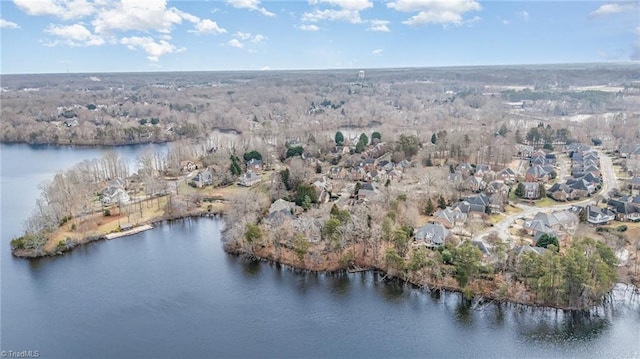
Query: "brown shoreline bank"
11 214 627 312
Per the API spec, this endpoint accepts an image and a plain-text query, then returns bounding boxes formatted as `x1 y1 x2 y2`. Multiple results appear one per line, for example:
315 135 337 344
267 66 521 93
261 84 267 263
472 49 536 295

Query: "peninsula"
6 66 640 310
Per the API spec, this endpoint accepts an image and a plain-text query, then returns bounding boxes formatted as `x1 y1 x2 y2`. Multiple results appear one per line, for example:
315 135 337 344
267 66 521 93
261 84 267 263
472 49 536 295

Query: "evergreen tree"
431 133 437 144
335 131 344 145
538 183 546 198
437 195 447 209
515 182 525 198
371 131 382 143
359 133 368 148
536 233 559 251
425 198 435 215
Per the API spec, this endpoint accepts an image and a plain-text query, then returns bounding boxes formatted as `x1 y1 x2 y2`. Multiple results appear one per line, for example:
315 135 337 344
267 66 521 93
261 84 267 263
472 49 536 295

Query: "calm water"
1 143 639 359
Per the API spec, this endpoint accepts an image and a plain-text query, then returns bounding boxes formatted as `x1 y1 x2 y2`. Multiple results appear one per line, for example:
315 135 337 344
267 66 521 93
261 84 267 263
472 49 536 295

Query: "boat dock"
105 224 154 240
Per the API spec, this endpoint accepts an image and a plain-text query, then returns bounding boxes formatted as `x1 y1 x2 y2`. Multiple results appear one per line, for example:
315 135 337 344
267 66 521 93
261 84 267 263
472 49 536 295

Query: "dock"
105 224 154 240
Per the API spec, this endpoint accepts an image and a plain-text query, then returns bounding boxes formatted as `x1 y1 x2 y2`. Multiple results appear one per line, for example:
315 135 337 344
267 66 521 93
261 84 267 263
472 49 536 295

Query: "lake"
1 143 638 358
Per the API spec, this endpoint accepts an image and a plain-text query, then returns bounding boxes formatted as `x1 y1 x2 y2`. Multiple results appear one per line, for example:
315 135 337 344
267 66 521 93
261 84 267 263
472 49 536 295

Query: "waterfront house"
415 223 449 248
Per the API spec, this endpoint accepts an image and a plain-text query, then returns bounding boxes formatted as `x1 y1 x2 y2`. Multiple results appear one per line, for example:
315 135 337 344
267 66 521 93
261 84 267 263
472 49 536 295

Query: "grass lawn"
504 205 523 216
45 196 169 252
535 197 557 207
488 214 504 224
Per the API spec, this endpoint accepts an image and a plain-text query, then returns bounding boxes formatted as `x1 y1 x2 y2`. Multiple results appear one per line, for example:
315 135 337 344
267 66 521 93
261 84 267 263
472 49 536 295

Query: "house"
365 169 381 182
357 183 379 202
485 180 510 195
531 210 578 234
387 169 403 182
101 181 130 206
522 182 541 200
238 171 261 187
497 168 516 184
268 199 295 217
329 166 346 180
415 223 449 248
313 177 332 203
265 198 296 226
516 144 534 158
433 207 467 228
456 163 474 176
190 168 214 188
631 177 640 190
586 205 615 225
513 244 548 260
349 167 365 181
456 194 490 215
246 158 263 173
566 178 594 197
180 160 196 173
524 165 550 182
607 199 640 222
465 176 486 192
470 240 492 257
547 183 576 201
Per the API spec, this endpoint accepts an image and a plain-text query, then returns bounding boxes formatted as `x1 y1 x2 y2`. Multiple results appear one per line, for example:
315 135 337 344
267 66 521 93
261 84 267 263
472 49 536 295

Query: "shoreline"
229 246 634 312
10 214 634 311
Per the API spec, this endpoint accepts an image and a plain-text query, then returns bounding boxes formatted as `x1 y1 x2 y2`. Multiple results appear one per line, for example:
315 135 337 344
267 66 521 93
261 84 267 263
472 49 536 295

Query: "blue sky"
0 0 638 74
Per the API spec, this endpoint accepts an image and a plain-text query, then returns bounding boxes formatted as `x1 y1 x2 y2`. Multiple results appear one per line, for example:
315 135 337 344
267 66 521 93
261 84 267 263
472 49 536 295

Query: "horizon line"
1 61 638 77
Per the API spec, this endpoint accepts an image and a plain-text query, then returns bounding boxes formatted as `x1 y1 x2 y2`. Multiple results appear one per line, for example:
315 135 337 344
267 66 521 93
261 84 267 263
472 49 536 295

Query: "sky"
0 0 638 74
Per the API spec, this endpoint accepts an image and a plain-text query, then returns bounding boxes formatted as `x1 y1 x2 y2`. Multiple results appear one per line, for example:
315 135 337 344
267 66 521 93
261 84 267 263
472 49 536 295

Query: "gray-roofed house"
101 180 130 206
497 168 516 184
522 182 541 200
238 171 261 187
190 168 214 188
607 199 640 222
246 158 263 173
586 205 615 225
433 207 467 228
415 223 449 248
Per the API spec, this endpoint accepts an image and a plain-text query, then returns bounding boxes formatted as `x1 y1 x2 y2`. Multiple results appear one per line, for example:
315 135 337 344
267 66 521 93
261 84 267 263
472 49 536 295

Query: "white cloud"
45 23 104 46
302 0 374 24
13 0 95 20
503 19 509 25
367 19 390 32
372 48 383 56
302 9 362 23
635 27 640 35
589 3 638 17
228 38 244 48
403 10 463 25
191 19 227 34
516 10 529 21
388 0 481 26
298 24 320 31
120 36 184 61
13 0 226 62
235 31 252 40
92 0 186 35
227 0 274 16
260 66 270 71
0 18 20 29
309 0 372 11
251 34 266 43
